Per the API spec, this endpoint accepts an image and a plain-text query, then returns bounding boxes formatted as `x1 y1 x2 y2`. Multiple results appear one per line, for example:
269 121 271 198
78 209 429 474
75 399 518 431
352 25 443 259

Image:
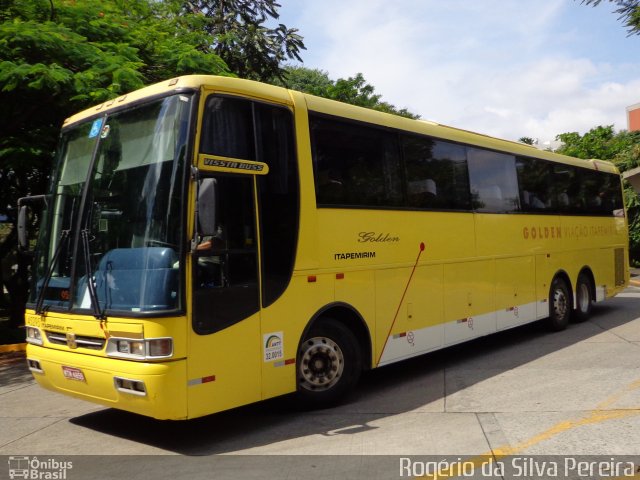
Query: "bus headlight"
26 327 43 345
116 340 145 356
106 337 173 360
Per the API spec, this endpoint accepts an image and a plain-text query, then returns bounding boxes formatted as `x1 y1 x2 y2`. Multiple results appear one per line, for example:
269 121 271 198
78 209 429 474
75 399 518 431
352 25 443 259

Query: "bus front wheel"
547 276 571 331
297 319 362 406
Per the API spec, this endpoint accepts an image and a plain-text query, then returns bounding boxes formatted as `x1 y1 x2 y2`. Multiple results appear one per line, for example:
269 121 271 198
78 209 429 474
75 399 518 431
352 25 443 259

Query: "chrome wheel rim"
299 337 344 391
553 287 568 319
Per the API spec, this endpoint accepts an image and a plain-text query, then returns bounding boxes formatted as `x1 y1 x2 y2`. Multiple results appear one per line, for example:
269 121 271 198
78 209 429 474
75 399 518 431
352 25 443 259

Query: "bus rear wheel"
573 272 593 322
547 276 571 331
297 319 362 407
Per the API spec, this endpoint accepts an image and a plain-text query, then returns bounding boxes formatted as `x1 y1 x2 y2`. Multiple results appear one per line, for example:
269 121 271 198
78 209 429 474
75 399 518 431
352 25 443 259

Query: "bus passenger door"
188 175 262 417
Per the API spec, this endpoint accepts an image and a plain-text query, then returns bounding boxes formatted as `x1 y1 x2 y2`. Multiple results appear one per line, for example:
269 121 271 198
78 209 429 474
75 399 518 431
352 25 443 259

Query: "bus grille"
46 331 105 350
614 248 625 287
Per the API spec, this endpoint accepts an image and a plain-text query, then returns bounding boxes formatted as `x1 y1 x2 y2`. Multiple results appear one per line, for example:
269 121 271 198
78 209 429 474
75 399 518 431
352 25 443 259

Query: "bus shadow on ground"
70 294 640 456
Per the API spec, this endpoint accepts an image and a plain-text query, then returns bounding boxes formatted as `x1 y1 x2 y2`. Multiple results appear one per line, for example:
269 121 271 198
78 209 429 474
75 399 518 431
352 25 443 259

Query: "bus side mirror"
17 205 28 250
197 178 217 237
17 195 47 251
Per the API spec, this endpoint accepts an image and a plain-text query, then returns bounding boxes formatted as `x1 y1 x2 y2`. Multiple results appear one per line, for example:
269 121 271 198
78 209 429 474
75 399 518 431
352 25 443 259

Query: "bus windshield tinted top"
29 94 193 315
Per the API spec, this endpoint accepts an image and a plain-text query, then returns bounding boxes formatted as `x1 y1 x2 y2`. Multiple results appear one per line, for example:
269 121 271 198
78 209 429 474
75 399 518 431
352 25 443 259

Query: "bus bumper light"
114 376 147 396
27 358 43 373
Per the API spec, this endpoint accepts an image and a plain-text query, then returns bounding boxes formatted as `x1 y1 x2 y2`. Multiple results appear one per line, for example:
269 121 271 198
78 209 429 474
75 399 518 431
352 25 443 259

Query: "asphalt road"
1 287 639 479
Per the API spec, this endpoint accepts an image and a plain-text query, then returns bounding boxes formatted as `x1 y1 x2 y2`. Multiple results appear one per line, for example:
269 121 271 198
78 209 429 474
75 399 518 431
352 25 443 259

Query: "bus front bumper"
26 344 187 420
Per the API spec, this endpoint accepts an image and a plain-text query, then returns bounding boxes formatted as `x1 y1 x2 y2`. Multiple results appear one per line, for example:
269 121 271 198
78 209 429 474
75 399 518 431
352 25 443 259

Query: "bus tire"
547 276 571 331
573 272 593 322
296 318 362 407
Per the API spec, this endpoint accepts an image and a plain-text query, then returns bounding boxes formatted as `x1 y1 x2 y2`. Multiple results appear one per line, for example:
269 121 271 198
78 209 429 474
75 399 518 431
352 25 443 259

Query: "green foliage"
0 0 232 325
555 125 638 160
555 125 640 262
582 0 640 35
0 0 233 206
519 137 536 145
184 0 305 81
275 67 420 119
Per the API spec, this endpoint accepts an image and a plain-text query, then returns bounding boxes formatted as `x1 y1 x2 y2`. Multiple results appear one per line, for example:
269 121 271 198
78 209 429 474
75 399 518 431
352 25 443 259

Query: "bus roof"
63 75 619 175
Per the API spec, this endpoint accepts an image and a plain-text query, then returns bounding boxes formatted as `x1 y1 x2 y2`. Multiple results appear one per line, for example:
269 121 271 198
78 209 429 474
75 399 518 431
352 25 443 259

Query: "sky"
277 0 640 146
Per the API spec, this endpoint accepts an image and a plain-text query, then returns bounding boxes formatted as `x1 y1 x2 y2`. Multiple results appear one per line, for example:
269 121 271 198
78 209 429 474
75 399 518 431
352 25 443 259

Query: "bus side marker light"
273 358 295 367
336 273 344 280
307 275 317 283
188 376 216 386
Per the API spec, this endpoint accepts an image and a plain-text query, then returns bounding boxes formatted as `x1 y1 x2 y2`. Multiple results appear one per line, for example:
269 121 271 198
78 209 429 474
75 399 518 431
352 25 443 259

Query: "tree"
519 137 537 145
184 0 305 81
582 0 640 35
0 0 231 327
275 66 420 119
555 125 638 159
555 125 640 262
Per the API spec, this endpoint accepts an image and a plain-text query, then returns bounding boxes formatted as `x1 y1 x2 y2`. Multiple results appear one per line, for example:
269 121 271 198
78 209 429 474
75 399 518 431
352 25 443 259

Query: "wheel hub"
553 289 568 318
299 337 344 391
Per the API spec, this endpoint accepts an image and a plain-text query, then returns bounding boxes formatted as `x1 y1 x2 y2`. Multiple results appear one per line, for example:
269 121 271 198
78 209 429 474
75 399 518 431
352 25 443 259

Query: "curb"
629 279 640 287
0 343 27 354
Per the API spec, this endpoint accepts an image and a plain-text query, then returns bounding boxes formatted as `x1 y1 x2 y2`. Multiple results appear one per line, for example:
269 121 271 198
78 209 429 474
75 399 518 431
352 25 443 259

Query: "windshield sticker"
89 118 104 138
100 124 110 139
263 332 283 362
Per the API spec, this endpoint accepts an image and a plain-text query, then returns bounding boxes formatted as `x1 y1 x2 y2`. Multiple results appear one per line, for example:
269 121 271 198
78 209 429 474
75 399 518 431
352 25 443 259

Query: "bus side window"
310 115 403 207
401 135 470 211
516 157 550 212
468 148 520 213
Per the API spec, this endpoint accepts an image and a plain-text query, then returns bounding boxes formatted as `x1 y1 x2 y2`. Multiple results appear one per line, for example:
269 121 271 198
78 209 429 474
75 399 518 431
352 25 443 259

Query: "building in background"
623 103 640 192
628 103 640 132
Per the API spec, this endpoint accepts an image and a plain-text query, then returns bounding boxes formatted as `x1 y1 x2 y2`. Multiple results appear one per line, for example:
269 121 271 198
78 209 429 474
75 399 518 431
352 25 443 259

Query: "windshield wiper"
35 229 70 315
80 229 106 320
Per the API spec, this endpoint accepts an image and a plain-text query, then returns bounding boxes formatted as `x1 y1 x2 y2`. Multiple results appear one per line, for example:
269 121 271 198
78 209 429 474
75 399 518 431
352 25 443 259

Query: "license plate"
62 366 86 382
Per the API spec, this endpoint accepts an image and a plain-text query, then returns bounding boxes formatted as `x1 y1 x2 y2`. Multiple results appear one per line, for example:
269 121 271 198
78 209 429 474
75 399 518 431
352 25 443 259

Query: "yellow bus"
22 75 628 420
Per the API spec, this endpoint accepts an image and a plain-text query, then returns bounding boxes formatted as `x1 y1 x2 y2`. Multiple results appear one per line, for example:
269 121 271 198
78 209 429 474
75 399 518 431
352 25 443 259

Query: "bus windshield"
29 94 193 315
